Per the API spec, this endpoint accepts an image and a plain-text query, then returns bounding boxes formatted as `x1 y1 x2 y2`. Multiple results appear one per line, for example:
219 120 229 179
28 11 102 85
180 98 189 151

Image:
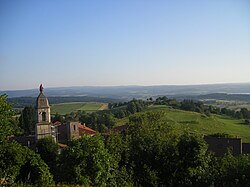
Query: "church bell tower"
35 84 56 141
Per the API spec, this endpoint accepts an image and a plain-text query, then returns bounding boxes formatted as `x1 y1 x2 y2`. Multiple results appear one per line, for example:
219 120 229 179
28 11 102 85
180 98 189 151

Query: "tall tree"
126 111 214 186
19 106 35 135
127 102 137 114
105 133 134 186
240 108 250 119
36 137 59 181
59 134 116 186
215 153 250 186
0 95 14 141
14 145 54 186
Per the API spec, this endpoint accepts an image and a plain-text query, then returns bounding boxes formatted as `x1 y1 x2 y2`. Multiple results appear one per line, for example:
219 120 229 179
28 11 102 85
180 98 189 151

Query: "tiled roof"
54 121 62 126
58 143 67 148
78 123 96 136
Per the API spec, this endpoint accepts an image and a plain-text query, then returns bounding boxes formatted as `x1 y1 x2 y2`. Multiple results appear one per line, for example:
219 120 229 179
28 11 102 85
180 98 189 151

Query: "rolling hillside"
115 105 250 142
49 101 250 142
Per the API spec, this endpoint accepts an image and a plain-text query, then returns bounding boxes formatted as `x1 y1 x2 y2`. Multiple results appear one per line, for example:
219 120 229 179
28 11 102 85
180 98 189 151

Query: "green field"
116 105 250 142
51 102 107 115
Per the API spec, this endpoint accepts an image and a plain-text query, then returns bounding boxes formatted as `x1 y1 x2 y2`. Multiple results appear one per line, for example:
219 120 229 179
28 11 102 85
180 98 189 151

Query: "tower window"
73 125 76 131
42 112 46 121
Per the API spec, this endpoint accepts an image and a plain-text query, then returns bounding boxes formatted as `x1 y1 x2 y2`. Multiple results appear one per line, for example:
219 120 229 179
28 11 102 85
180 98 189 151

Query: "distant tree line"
108 99 148 118
8 96 121 108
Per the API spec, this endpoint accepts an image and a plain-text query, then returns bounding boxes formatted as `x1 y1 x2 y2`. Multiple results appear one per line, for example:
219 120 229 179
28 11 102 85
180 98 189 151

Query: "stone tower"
35 84 56 141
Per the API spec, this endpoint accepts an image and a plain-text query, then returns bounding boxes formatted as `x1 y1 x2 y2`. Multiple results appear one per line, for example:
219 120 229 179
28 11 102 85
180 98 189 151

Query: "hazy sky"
1 0 250 90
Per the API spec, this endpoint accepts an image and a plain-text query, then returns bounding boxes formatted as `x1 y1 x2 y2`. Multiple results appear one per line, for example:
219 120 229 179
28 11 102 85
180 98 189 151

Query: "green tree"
124 111 214 186
19 106 35 135
215 153 250 186
59 134 116 186
0 137 53 186
116 109 126 118
0 95 13 141
52 113 64 123
174 132 212 186
36 137 59 180
240 108 250 119
127 102 137 114
244 119 250 125
15 146 54 186
100 113 115 128
0 141 25 185
127 111 177 186
97 124 108 133
105 133 133 186
235 111 243 119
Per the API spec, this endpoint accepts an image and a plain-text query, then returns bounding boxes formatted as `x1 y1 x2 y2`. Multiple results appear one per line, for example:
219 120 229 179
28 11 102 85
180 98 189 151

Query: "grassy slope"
51 102 105 115
116 105 250 142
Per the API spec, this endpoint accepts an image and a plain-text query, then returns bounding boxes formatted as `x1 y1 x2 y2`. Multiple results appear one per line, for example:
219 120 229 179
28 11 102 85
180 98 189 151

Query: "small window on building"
73 125 76 131
42 112 46 121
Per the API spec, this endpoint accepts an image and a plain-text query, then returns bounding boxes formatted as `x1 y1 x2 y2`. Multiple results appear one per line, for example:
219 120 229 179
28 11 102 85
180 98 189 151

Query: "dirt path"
98 103 108 110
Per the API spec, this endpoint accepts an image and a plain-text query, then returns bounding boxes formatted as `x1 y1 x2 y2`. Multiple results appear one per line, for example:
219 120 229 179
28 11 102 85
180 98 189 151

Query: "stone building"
35 84 56 141
11 84 96 147
57 122 79 144
35 84 96 144
204 136 250 156
57 122 96 144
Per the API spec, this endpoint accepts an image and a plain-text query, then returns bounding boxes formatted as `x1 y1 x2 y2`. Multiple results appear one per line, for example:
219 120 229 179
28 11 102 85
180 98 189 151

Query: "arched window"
42 112 46 121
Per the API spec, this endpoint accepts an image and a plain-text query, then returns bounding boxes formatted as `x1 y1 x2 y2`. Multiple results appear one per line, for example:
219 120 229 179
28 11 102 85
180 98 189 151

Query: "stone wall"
57 122 80 144
67 122 80 140
57 124 68 144
242 143 250 154
10 135 36 150
204 136 242 156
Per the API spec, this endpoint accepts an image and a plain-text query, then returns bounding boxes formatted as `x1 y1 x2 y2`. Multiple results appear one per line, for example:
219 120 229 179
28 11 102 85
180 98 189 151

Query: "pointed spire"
39 84 44 93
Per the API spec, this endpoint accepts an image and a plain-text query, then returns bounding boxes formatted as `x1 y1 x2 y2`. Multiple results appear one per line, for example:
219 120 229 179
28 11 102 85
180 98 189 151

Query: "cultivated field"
51 102 107 115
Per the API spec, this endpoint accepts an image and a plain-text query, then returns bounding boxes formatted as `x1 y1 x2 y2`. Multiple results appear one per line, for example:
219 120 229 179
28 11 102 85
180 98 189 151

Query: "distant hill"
8 96 120 108
1 83 250 100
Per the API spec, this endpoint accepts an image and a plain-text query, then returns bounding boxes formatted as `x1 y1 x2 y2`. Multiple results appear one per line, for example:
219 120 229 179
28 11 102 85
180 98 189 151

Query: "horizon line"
1 81 250 91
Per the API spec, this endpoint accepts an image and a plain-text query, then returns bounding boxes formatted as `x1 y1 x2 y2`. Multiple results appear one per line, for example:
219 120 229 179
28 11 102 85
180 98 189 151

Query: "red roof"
54 121 62 126
78 123 96 136
58 143 67 148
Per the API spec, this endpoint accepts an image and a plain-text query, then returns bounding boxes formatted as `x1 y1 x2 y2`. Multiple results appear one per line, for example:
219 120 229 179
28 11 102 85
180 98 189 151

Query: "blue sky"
0 0 250 90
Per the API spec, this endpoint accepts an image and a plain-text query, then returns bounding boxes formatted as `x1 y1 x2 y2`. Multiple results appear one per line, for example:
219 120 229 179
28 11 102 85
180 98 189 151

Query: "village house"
204 136 250 156
11 84 96 148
